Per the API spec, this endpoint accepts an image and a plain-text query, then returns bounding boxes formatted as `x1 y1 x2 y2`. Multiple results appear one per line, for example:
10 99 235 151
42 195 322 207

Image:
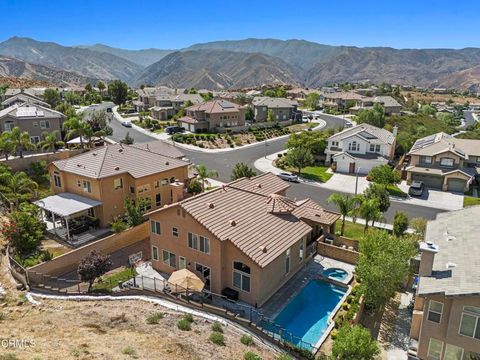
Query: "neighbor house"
35 143 190 236
147 172 340 306
178 99 246 133
406 133 480 192
0 102 65 144
150 93 204 120
1 92 50 109
409 207 480 360
350 96 402 115
322 91 364 111
134 87 186 112
325 123 397 174
252 96 300 122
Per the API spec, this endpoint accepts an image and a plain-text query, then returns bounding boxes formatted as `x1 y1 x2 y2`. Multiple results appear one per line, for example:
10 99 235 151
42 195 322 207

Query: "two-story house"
34 143 190 242
134 87 186 112
322 92 364 111
406 133 480 192
0 102 65 144
146 172 340 306
251 96 300 122
150 93 204 120
1 92 50 109
178 100 246 133
325 123 397 174
409 207 480 360
350 96 402 115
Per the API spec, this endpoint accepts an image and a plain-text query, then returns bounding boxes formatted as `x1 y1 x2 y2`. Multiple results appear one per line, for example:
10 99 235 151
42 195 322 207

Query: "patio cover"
34 192 102 217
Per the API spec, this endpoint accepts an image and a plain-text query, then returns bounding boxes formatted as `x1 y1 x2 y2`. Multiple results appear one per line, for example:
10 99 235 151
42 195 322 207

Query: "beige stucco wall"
0 114 64 139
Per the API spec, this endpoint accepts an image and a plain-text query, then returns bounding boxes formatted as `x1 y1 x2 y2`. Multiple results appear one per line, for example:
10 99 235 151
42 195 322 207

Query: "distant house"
406 132 480 192
147 172 340 306
286 88 320 101
134 87 186 112
325 123 397 174
2 88 47 102
0 103 65 144
1 92 51 109
178 100 245 133
351 96 402 115
409 207 480 360
150 93 204 120
252 96 300 122
322 92 364 111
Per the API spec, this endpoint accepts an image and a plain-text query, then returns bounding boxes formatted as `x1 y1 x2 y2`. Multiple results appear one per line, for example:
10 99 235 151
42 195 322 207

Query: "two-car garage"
410 172 470 192
411 173 443 190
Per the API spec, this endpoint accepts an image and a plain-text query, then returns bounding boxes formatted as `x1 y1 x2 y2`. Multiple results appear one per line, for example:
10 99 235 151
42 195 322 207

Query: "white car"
277 172 299 182
121 121 132 128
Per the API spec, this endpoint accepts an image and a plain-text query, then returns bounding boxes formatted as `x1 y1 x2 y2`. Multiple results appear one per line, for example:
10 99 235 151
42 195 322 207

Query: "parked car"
408 181 425 196
165 126 185 135
106 107 113 113
278 172 299 182
121 121 132 128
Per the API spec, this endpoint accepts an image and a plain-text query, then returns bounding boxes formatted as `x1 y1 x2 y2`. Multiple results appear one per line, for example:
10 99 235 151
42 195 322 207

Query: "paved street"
463 110 478 128
96 104 445 222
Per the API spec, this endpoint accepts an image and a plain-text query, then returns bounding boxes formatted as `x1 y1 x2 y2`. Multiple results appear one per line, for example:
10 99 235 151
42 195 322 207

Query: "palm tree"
0 171 38 209
327 193 355 236
357 197 383 233
39 131 65 152
7 127 36 158
194 164 218 192
0 133 15 160
63 116 91 149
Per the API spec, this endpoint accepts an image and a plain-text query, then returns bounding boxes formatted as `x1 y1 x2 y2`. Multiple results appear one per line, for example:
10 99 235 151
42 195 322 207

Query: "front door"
349 162 356 174
195 263 211 291
179 256 186 269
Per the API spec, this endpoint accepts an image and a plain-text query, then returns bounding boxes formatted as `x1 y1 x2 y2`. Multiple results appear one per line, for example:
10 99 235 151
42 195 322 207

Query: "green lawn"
92 267 137 293
341 221 366 241
386 184 408 198
283 165 333 183
463 196 480 208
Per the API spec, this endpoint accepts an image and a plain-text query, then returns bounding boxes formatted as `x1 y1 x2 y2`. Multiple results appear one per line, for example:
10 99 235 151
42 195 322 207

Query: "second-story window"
369 144 380 152
150 220 161 235
188 232 210 254
440 158 454 167
172 227 178 237
421 156 432 164
428 300 443 323
53 172 61 187
299 242 304 261
83 180 91 193
348 141 359 151
114 178 123 190
459 306 480 340
155 193 161 207
40 120 50 129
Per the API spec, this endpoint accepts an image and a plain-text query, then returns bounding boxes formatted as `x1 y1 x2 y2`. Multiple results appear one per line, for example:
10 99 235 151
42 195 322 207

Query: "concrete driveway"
319 173 370 194
398 182 464 211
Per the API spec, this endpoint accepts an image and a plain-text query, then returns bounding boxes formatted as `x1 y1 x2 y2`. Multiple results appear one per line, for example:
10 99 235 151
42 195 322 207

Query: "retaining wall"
1 149 84 172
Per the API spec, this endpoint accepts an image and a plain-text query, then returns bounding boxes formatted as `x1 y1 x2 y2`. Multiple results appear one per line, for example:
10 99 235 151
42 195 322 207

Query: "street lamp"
355 167 362 196
264 138 268 159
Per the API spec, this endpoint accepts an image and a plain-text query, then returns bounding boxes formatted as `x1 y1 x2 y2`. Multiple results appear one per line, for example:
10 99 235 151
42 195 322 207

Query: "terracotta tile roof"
229 172 290 195
328 123 395 145
293 199 340 225
252 96 298 108
132 140 185 159
149 173 336 268
53 143 189 179
178 116 206 124
186 99 243 114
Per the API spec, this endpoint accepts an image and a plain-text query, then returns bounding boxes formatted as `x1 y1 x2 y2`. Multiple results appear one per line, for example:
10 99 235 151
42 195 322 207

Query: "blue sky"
2 0 479 50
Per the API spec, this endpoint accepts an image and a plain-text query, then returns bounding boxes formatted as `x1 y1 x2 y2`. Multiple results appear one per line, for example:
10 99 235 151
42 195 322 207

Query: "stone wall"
317 242 359 265
215 120 293 133
1 149 84 172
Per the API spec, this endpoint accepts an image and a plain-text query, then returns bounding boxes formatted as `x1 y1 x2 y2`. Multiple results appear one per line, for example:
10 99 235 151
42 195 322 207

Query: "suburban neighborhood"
1 2 480 360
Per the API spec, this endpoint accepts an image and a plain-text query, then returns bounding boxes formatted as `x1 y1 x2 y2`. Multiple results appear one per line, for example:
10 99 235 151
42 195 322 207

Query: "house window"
87 208 95 217
30 136 40 144
428 300 443 323
440 158 454 167
4 121 14 131
155 193 161 207
369 144 381 152
40 120 50 129
427 338 443 360
114 178 123 190
154 180 160 188
83 180 91 193
459 306 480 340
130 186 135 194
299 242 304 261
285 248 291 274
188 232 198 249
161 179 169 186
139 197 151 212
233 261 250 292
179 256 186 269
348 141 359 151
444 344 465 360
33 121 38 127
421 156 432 164
150 220 161 235
162 250 176 268
137 184 151 194
53 172 62 187
187 232 209 254
172 227 178 237
152 246 159 261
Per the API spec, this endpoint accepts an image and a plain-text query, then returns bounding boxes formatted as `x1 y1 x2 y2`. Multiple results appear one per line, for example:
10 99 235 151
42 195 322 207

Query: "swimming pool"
322 268 348 281
269 280 347 348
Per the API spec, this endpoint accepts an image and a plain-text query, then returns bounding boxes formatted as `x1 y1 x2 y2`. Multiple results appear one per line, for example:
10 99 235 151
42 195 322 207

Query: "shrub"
111 217 127 233
244 352 262 360
183 314 194 323
211 321 223 333
240 334 254 346
276 355 293 360
209 331 225 346
121 346 138 358
146 312 164 324
177 319 191 331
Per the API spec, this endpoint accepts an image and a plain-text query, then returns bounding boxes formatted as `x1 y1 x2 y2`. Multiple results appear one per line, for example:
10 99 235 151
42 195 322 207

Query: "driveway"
398 182 464 211
319 173 370 195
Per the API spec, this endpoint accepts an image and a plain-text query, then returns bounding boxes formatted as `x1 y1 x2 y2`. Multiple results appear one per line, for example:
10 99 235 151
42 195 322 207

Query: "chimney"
392 125 398 138
418 241 439 277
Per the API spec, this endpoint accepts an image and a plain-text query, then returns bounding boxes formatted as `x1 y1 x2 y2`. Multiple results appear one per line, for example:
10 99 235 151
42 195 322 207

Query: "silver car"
278 172 299 182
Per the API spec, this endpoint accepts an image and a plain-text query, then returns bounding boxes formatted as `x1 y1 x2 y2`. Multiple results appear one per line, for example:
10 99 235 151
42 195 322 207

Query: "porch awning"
34 192 102 217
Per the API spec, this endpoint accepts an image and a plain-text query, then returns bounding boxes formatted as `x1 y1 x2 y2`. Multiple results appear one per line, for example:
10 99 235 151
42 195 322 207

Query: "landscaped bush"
209 331 225 346
282 341 315 360
111 217 128 233
177 319 191 331
211 321 223 333
240 334 254 346
276 355 293 360
183 314 194 323
146 312 164 324
244 351 262 360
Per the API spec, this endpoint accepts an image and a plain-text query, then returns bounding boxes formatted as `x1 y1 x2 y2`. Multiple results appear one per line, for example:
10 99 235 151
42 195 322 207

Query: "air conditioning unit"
324 238 334 245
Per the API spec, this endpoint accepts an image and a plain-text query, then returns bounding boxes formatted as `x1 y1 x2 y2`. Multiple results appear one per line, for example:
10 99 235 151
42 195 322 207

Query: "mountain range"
1 36 480 91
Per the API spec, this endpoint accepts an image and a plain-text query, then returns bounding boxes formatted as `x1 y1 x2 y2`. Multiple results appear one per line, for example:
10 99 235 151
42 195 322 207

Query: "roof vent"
446 262 457 269
118 148 123 153
77 163 82 167
114 166 120 171
259 245 267 253
229 220 236 226
92 152 97 156
208 202 214 209
446 235 456 242
165 161 169 166
256 183 262 188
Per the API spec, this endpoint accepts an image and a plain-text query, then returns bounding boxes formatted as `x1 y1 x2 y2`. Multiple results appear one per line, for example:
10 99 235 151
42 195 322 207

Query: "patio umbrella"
168 269 204 292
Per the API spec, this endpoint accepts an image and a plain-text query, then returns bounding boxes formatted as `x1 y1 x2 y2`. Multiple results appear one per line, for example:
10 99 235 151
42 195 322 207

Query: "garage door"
447 178 466 193
412 173 443 189
335 158 352 173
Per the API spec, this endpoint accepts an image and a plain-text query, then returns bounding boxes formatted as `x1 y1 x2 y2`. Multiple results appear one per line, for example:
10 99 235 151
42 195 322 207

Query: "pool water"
270 280 347 348
322 268 348 281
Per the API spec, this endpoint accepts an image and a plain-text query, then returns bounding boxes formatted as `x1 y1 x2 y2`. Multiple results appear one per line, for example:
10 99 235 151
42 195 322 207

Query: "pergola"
34 193 102 242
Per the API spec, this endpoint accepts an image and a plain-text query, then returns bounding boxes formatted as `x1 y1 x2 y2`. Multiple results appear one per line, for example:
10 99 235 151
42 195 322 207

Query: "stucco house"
0 102 65 144
178 100 246 133
405 133 479 192
147 172 340 306
409 207 480 360
325 123 397 174
1 92 50 109
150 93 204 120
252 96 300 122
